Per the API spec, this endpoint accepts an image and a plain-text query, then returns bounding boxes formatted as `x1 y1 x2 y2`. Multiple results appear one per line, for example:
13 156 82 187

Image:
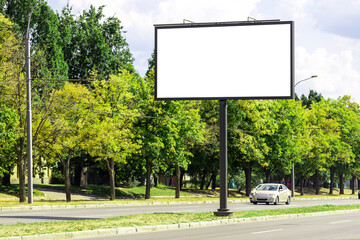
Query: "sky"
47 0 360 102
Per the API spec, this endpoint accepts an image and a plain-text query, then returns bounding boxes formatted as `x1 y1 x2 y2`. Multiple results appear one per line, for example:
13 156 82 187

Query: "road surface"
78 212 360 240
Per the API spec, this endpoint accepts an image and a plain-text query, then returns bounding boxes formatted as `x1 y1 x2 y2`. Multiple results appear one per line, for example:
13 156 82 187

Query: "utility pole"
26 0 42 204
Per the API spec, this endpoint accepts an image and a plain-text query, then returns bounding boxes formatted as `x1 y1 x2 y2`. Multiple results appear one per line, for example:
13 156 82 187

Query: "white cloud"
296 46 360 102
313 0 360 39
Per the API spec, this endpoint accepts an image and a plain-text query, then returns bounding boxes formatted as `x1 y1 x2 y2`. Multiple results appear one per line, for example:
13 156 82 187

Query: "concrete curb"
1 196 357 212
2 209 360 240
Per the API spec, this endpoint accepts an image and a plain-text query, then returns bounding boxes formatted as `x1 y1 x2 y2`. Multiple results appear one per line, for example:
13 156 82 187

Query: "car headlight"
269 193 275 197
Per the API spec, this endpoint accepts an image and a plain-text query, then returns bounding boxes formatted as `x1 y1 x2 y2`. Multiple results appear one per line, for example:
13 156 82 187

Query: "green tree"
188 100 219 190
0 13 28 201
161 100 205 198
261 100 307 183
296 100 339 195
327 96 359 194
3 0 68 80
88 72 140 200
0 104 18 182
42 83 98 202
58 5 134 80
228 100 272 196
299 90 323 108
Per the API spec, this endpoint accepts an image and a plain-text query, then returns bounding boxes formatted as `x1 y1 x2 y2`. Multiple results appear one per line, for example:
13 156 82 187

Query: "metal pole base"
214 209 233 217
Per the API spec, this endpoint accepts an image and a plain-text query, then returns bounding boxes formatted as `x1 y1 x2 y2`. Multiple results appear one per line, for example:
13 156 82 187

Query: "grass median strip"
1 204 360 237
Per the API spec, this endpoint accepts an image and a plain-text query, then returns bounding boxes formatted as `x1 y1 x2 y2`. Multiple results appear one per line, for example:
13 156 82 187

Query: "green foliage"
58 5 134 79
0 104 18 177
3 0 68 80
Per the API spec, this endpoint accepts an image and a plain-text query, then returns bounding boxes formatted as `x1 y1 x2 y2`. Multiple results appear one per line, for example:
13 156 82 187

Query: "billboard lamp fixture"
183 19 195 24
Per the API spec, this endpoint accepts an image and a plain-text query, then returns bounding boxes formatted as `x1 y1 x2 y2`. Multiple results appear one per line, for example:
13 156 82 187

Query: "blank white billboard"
155 21 294 100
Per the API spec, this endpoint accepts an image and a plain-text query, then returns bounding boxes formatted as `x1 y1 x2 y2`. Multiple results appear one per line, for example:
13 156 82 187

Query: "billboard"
154 21 294 100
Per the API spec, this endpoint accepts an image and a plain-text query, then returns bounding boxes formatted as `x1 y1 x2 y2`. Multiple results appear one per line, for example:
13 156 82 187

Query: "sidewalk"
33 186 108 201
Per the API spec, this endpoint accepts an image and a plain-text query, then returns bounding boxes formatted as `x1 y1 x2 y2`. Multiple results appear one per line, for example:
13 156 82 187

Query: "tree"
296 100 338 195
327 96 359 194
58 5 134 80
161 100 205 198
299 90 323 108
42 83 98 202
3 0 69 80
188 100 219 190
261 100 307 183
0 13 29 201
0 104 18 183
88 72 140 200
228 100 272 196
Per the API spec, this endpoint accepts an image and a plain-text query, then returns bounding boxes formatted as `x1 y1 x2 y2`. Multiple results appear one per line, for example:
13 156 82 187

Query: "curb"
2 209 360 240
0 196 358 211
0 199 245 211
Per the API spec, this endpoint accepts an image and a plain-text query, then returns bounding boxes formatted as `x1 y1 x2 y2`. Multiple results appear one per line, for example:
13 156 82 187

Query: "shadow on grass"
0 185 44 198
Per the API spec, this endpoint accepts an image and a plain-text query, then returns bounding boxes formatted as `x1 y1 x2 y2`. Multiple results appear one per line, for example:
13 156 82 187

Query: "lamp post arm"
294 75 318 88
26 0 42 39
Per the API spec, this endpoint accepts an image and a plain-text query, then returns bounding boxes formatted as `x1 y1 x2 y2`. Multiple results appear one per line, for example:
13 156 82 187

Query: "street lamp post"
292 75 318 197
26 0 41 204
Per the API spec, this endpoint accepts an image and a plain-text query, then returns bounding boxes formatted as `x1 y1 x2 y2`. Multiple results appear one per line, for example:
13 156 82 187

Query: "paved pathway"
33 186 107 201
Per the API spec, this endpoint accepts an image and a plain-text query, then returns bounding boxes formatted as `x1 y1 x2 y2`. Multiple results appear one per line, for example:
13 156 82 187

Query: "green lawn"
0 185 44 198
33 183 194 198
0 204 359 237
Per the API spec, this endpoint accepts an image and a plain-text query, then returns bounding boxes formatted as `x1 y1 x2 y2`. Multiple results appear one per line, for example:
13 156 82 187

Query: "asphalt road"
1 198 360 225
81 212 360 240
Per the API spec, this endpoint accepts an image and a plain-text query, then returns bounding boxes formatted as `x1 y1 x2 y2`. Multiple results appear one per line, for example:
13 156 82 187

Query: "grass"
33 183 194 198
1 204 360 237
0 185 44 198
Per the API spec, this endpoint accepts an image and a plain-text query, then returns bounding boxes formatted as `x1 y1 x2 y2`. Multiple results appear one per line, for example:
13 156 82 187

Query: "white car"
249 183 291 205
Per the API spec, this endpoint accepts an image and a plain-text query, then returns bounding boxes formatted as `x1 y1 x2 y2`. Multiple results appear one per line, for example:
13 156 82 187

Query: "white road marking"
252 229 284 235
328 220 351 224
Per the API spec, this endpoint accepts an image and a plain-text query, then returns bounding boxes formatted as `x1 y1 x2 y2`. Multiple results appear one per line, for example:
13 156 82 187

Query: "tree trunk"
339 173 344 195
180 171 185 190
107 159 116 201
80 167 88 188
2 166 12 186
211 171 217 190
329 167 335 194
315 170 320 195
74 164 82 186
153 174 158 187
63 158 71 202
200 170 207 190
18 161 26 202
351 176 356 195
139 175 145 186
244 167 252 196
175 163 180 198
145 159 152 199
265 170 270 183
300 175 304 196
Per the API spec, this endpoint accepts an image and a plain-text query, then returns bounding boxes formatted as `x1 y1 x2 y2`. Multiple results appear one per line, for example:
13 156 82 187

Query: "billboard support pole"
214 100 233 217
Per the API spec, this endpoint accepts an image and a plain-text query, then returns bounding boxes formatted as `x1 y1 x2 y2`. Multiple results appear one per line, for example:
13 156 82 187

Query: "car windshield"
257 185 278 191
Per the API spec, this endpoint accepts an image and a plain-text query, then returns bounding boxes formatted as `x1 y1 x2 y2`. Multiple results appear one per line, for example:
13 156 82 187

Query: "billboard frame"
154 20 294 101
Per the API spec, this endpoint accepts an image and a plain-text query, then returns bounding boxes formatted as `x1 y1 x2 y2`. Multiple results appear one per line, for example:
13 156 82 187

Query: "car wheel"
253 201 258 205
266 202 270 205
274 197 279 205
286 196 291 205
